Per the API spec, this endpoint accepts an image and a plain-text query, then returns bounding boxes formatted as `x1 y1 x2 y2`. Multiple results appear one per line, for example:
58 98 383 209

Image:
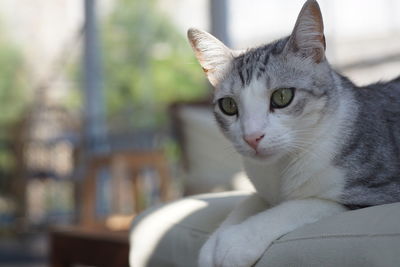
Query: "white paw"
198 232 218 267
199 224 269 267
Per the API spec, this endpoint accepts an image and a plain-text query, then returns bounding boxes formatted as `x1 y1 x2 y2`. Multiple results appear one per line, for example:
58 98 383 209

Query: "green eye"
218 97 238 116
271 88 295 109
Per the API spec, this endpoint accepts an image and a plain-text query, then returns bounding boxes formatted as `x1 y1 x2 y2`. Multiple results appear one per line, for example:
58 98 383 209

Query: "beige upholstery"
177 106 243 193
130 191 400 267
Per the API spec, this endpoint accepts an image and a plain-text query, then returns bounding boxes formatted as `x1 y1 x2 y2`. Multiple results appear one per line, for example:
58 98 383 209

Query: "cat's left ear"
287 0 326 63
187 28 234 87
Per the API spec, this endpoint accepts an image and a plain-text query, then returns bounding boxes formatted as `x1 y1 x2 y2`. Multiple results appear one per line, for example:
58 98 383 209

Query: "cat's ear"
287 0 326 63
187 28 233 86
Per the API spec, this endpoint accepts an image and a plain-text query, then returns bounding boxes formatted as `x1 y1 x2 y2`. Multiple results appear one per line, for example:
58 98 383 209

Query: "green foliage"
0 32 27 125
102 0 207 127
0 26 27 193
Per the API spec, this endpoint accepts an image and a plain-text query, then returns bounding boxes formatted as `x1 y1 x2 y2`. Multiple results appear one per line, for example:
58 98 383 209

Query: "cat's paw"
199 224 268 267
215 224 266 267
198 232 218 267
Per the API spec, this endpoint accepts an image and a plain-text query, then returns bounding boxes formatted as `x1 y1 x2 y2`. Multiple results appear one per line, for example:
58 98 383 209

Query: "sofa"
130 191 400 267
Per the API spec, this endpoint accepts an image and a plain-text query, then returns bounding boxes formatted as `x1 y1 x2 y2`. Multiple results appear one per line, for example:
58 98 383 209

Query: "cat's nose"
243 133 265 150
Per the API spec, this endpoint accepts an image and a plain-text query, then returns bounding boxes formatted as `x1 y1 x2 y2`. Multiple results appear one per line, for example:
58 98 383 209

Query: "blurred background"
0 0 398 266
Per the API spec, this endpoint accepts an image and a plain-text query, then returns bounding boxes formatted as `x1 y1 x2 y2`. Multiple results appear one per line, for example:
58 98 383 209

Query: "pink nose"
243 133 265 150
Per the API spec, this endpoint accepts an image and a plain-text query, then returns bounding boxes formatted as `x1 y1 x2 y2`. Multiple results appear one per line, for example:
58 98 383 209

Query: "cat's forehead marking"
232 37 289 88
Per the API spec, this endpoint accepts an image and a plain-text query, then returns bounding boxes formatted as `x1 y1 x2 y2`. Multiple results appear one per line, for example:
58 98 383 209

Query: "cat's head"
188 0 337 162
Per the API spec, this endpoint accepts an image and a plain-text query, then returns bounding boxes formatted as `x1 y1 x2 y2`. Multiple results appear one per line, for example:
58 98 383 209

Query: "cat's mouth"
248 147 282 162
246 150 282 164
237 141 282 161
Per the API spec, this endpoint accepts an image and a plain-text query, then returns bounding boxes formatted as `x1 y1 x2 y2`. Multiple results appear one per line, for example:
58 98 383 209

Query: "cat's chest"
242 159 282 205
242 153 346 205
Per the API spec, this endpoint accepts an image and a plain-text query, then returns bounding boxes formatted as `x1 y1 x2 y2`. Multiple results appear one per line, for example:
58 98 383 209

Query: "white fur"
244 89 350 204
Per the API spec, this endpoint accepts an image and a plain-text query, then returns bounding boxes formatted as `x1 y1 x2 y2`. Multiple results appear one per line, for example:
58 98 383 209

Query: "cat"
187 0 400 266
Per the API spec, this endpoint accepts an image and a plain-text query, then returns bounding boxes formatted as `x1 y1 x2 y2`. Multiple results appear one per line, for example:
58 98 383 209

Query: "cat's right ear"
286 0 326 63
187 28 233 87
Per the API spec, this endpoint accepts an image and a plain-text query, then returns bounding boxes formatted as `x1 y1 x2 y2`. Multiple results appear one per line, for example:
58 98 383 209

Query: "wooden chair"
50 149 171 267
80 150 170 228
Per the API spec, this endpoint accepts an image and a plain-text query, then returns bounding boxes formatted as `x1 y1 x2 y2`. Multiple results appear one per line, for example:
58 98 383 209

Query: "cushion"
130 191 400 267
177 106 243 193
260 202 400 267
130 191 249 267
